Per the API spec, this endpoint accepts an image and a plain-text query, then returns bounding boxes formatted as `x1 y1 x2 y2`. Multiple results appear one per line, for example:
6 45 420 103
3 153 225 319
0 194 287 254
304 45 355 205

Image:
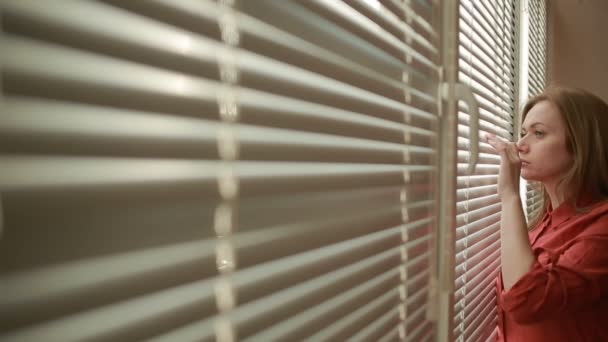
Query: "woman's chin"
520 172 534 181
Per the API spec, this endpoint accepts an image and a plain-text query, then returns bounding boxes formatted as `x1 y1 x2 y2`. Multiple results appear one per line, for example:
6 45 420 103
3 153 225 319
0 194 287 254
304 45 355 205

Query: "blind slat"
229 246 404 338
457 194 500 215
246 267 400 341
463 290 498 340
349 0 438 54
1 278 217 341
147 318 215 342
454 252 501 296
306 287 400 341
238 0 433 84
303 0 437 69
1 239 217 330
456 2 516 333
524 0 547 228
0 156 436 194
456 212 501 241
455 229 500 264
457 184 498 202
386 0 437 39
2 0 441 340
3 35 438 124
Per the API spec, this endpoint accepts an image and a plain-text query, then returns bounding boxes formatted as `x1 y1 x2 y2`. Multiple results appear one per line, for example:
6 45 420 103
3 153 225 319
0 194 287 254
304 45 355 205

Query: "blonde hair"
522 86 608 228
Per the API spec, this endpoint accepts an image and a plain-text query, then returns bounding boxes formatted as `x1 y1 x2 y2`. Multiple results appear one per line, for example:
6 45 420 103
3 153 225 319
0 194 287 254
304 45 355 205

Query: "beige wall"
547 0 608 102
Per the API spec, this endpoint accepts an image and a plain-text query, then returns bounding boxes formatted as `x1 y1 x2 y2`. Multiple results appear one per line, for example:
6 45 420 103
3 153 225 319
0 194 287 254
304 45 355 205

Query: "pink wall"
547 0 608 102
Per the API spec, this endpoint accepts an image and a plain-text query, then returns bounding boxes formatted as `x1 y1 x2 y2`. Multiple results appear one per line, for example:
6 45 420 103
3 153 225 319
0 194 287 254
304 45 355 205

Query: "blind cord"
214 1 241 341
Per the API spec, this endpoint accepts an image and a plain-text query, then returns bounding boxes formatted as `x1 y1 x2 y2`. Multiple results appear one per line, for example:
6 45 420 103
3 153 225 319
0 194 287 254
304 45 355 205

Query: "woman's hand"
485 133 521 200
486 134 534 291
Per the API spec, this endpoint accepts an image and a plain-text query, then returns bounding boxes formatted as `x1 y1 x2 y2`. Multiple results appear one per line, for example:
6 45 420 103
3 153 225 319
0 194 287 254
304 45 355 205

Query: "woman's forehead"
523 101 563 128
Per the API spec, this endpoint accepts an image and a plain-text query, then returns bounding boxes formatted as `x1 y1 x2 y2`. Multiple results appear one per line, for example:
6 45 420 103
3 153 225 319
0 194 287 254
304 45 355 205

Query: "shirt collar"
547 194 596 227
548 201 575 227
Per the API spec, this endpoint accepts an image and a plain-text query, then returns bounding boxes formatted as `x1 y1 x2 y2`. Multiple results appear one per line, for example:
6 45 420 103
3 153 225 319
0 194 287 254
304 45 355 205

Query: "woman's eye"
534 131 545 137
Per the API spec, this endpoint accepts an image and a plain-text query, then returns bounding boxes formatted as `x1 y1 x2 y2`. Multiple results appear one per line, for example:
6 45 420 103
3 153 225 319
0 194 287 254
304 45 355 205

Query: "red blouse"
496 199 608 341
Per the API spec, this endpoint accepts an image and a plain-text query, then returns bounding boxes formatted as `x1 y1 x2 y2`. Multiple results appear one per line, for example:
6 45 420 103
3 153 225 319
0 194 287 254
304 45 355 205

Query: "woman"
486 87 608 341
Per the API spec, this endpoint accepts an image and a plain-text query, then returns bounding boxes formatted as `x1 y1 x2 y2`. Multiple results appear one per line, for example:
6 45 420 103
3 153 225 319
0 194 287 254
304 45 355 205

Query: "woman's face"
517 100 573 185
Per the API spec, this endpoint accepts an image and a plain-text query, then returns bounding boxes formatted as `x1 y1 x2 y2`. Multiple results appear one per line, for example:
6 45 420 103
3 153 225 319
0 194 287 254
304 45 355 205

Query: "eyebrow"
521 122 547 131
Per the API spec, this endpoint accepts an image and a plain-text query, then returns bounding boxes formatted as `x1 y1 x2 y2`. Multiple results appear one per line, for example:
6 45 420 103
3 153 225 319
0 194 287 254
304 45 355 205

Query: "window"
0 0 549 340
522 0 547 221
0 0 440 340
454 0 519 340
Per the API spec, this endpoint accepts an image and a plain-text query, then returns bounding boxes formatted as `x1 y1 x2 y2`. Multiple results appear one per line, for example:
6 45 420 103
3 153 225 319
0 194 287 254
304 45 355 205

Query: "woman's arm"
499 195 534 289
500 229 608 324
485 134 534 289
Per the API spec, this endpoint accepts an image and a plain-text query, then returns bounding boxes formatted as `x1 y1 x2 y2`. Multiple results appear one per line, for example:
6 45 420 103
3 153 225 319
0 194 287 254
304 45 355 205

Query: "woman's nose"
516 139 528 153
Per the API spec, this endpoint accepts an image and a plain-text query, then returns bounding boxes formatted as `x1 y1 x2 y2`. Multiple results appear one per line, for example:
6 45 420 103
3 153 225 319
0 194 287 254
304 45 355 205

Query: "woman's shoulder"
579 199 608 235
589 199 608 215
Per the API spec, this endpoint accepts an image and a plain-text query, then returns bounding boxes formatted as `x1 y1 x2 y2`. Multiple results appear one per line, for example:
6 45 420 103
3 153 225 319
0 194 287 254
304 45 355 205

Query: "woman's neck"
545 182 567 210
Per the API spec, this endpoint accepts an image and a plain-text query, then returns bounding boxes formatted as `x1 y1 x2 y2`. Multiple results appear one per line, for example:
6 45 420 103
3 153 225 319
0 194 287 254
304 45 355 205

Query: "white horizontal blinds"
525 0 547 220
526 0 546 97
0 0 440 341
454 0 518 341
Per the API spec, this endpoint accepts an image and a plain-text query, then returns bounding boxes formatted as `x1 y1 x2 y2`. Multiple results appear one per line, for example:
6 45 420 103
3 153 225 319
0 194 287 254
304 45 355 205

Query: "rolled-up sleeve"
499 235 608 324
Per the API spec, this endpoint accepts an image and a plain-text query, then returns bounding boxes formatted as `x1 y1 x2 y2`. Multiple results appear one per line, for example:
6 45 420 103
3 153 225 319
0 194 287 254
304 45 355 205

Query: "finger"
485 134 497 146
505 143 521 163
486 135 507 154
489 134 511 145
